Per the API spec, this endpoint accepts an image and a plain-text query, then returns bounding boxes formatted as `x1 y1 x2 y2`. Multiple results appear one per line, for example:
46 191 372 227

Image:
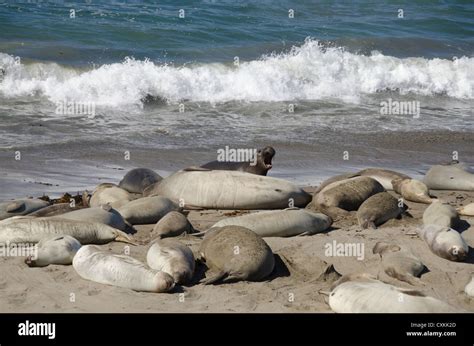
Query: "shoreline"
1 129 473 200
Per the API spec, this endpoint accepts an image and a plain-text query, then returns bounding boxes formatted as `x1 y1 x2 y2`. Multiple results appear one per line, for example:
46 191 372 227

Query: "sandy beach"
1 1 473 318
1 185 473 313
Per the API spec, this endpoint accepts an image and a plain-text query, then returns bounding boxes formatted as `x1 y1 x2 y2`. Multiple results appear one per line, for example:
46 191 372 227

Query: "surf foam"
1 39 473 107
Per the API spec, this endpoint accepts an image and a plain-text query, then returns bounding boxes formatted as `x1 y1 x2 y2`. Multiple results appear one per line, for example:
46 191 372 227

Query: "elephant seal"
25 235 81 267
117 196 178 225
329 273 459 313
73 245 175 293
392 178 435 204
314 172 359 194
201 146 275 176
372 242 424 285
312 176 385 218
145 169 311 209
423 162 474 190
465 275 474 297
209 208 332 237
147 239 195 284
152 211 194 239
198 226 275 284
28 203 84 217
422 201 460 228
458 203 474 216
0 217 133 245
417 224 468 261
357 168 410 190
118 168 162 194
89 184 133 209
56 205 131 232
0 199 50 221
357 192 404 229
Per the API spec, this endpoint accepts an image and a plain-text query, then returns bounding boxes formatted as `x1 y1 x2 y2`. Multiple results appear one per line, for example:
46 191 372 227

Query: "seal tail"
190 231 207 238
114 231 138 245
199 271 228 285
360 220 376 229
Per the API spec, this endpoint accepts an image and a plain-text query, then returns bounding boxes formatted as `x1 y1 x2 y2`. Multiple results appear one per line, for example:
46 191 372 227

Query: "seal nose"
24 256 34 267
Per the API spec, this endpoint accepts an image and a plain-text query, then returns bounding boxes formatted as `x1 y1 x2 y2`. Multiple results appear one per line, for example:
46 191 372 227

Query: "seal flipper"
114 231 138 245
182 204 205 211
297 231 311 236
190 231 207 237
200 271 228 285
385 267 419 286
6 201 25 213
361 220 376 229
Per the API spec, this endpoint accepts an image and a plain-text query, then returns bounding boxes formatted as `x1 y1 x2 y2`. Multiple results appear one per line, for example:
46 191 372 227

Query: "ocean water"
0 1 473 197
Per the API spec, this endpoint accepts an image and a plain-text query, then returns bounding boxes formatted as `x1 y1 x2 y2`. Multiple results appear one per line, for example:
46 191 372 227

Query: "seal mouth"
260 146 275 166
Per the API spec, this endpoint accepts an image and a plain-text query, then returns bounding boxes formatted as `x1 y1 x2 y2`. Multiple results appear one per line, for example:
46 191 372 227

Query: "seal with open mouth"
200 146 275 176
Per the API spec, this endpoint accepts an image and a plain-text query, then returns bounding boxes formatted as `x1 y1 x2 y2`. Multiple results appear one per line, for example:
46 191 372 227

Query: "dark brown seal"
200 146 275 176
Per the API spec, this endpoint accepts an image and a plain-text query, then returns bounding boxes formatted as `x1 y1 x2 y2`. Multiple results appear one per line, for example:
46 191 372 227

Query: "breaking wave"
1 39 473 107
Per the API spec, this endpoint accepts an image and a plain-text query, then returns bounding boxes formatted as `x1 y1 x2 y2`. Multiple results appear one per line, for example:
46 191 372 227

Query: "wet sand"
1 129 473 199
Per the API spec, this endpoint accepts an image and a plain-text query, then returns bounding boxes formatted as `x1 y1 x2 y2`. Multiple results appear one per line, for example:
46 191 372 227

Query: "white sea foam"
1 39 473 106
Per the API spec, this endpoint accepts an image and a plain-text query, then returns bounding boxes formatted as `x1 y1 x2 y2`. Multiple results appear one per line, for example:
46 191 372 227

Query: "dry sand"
1 187 474 313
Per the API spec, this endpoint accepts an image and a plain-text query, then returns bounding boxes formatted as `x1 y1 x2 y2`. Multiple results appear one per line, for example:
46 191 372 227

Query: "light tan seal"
25 235 81 267
209 208 332 237
357 168 410 190
357 192 404 229
147 239 195 285
0 217 134 245
56 204 132 232
73 245 175 293
422 201 460 228
198 226 275 284
311 176 385 218
144 169 311 209
372 242 424 285
0 198 50 221
89 183 134 209
423 161 474 191
417 224 468 262
392 178 436 204
457 203 474 216
117 196 178 225
465 274 474 297
329 273 459 313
